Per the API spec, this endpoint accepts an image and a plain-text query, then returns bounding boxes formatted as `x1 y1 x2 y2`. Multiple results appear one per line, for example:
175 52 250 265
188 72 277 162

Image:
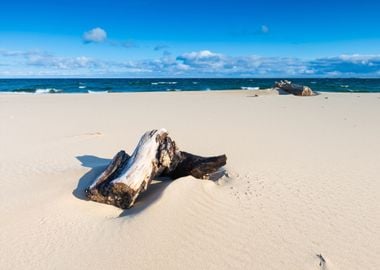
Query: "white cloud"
177 50 225 70
179 50 223 60
174 51 310 76
309 54 380 76
0 49 100 70
2 48 380 77
83 27 107 43
81 29 138 49
30 55 98 69
0 49 49 58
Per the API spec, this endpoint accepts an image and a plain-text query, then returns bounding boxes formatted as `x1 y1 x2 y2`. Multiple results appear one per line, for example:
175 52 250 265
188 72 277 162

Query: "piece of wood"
275 80 314 96
85 129 227 209
162 151 227 180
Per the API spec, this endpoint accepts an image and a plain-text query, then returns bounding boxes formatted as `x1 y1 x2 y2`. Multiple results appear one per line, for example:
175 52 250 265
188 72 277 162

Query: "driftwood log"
275 80 314 96
85 129 227 209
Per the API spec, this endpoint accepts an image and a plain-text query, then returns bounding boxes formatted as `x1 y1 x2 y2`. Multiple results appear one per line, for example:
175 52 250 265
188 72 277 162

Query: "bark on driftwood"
275 80 314 96
85 129 227 209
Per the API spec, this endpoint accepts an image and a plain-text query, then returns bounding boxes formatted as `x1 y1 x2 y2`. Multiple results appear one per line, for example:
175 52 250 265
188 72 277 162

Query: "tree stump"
275 80 314 96
85 129 227 209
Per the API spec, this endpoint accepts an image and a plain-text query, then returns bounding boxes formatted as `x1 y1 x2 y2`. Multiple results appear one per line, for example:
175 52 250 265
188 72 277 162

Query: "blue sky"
1 0 380 77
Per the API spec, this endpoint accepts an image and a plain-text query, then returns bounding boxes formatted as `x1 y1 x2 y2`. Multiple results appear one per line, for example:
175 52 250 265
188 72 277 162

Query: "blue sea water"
1 78 380 94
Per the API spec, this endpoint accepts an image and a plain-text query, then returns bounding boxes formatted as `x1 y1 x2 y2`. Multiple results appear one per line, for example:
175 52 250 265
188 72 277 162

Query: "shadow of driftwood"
73 155 173 216
119 178 172 217
77 155 111 168
118 169 227 217
72 155 110 200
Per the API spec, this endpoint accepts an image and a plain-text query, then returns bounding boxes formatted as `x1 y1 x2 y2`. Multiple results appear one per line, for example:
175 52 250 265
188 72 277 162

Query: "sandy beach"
0 90 379 270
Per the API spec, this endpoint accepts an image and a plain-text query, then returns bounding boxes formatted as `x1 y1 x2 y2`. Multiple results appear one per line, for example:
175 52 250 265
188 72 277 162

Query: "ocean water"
1 78 380 94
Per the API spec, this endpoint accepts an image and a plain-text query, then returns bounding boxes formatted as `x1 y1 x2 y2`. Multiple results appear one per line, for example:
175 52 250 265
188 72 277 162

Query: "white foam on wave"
87 90 109 94
152 81 177 85
78 85 87 89
241 86 259 90
35 88 62 94
340 85 349 88
0 91 31 95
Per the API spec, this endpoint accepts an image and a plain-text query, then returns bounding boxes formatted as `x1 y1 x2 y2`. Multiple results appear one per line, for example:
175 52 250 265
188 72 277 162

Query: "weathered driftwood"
275 80 314 96
85 129 227 209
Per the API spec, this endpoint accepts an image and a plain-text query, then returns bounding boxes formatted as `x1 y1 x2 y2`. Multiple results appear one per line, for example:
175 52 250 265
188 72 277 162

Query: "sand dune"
0 91 379 269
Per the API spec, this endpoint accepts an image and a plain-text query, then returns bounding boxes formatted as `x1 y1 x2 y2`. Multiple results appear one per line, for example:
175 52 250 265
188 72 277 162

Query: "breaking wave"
241 86 259 90
151 81 178 85
87 90 109 94
35 88 62 94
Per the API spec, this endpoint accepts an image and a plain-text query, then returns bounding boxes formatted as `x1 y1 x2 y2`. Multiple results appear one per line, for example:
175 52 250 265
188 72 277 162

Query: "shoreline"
1 88 380 96
2 78 380 94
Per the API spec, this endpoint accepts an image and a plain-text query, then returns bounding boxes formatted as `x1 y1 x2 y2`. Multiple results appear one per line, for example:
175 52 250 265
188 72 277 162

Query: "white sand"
0 91 379 270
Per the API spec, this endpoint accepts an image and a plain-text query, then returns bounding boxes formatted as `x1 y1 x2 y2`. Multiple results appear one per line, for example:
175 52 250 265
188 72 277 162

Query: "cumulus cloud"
0 49 49 58
133 52 380 77
309 54 380 76
81 28 138 49
2 48 380 77
176 50 225 70
83 27 107 43
173 51 312 76
28 55 98 69
0 49 100 70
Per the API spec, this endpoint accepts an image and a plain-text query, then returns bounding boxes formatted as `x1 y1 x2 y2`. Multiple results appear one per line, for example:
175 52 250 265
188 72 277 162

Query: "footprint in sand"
67 132 103 139
82 132 103 137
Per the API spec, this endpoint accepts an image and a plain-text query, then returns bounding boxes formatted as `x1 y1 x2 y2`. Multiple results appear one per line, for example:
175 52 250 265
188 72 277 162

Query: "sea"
1 78 380 94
